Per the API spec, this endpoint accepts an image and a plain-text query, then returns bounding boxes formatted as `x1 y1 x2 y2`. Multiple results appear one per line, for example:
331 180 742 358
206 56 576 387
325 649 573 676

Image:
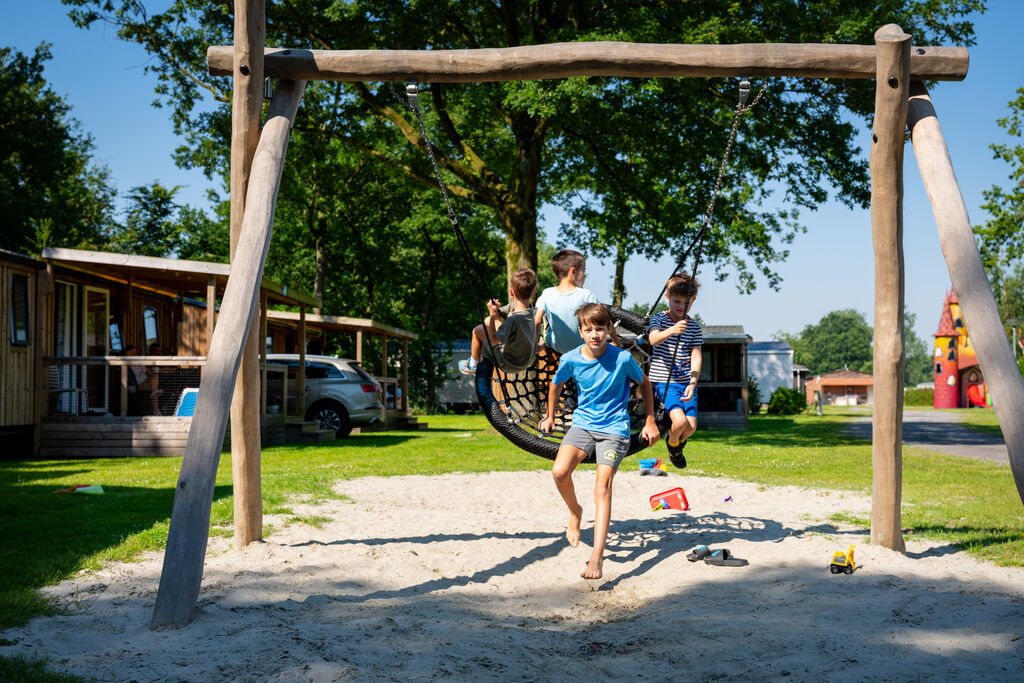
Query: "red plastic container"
650 487 689 511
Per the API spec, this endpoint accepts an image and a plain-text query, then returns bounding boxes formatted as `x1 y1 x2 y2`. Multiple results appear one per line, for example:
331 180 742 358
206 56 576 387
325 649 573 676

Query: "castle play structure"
934 288 990 409
148 0 1024 629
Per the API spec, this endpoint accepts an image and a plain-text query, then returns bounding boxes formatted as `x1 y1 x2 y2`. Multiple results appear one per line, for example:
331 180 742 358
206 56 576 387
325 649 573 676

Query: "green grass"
1 412 1021 639
0 653 88 682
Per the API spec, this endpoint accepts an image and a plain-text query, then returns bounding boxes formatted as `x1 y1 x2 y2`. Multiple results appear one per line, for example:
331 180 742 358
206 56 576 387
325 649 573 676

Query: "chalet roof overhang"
40 247 317 308
703 325 752 343
266 310 418 341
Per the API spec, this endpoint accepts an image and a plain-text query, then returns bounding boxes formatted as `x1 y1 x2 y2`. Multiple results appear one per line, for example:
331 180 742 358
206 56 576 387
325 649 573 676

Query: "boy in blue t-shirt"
534 249 599 354
539 303 659 580
647 274 703 470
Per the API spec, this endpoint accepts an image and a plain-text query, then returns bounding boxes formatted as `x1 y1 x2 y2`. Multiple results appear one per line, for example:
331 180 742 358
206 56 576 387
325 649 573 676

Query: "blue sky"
4 2 1022 341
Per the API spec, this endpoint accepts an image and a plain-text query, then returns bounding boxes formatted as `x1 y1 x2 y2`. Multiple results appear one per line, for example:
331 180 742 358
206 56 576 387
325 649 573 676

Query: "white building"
747 341 794 403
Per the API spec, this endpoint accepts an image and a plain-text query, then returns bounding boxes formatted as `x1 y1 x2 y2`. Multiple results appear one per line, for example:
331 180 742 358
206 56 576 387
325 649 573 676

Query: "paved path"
843 409 1009 465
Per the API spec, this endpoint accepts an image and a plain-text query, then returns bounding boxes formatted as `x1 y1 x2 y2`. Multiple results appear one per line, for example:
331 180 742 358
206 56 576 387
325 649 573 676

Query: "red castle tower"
932 287 988 408
933 291 960 409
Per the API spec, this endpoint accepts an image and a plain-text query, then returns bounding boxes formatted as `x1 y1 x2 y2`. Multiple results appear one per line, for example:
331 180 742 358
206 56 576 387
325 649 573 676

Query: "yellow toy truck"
829 545 856 575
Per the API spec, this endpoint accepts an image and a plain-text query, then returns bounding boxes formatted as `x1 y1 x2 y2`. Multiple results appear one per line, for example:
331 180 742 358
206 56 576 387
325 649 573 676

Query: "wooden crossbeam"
206 42 969 82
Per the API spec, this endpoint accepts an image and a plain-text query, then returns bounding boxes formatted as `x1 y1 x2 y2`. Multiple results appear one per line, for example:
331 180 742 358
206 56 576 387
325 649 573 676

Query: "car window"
307 361 345 380
349 363 375 383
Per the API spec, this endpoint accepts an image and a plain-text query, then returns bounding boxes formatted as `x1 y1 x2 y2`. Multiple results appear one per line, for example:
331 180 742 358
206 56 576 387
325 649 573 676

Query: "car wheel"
307 401 352 438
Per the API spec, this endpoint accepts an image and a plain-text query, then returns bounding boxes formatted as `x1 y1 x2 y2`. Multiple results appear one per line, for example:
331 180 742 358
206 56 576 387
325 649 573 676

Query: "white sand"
4 471 1023 681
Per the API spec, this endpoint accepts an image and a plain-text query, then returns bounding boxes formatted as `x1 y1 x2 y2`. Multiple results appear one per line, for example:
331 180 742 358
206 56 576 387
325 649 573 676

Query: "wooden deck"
39 413 287 458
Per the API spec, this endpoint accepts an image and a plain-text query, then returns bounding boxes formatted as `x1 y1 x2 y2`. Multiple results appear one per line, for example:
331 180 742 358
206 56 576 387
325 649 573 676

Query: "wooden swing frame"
149 0 1024 630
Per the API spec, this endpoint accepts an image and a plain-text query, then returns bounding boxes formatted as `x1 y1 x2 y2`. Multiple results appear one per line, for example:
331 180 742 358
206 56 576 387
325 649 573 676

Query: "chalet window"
143 305 160 350
9 274 30 346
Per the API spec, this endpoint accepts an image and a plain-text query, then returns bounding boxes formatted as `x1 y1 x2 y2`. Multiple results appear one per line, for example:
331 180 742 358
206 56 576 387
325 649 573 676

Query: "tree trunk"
612 238 627 307
313 233 325 315
496 113 547 279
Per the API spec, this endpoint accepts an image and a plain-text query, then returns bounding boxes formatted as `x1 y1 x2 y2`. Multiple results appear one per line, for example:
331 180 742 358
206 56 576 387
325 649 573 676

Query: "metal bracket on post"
739 76 751 108
406 82 420 112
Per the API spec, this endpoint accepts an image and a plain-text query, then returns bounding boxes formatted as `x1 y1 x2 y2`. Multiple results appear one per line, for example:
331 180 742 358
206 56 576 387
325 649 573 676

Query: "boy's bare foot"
566 503 583 547
581 556 604 579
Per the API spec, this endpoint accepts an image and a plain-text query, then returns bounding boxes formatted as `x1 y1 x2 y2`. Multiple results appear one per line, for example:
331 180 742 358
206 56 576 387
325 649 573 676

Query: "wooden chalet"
1 247 423 457
699 325 753 430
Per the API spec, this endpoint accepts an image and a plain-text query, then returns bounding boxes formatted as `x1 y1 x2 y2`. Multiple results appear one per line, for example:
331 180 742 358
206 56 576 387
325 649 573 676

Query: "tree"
0 43 116 253
776 309 873 376
63 0 980 286
975 87 1024 266
986 260 1024 376
106 182 184 257
904 312 932 386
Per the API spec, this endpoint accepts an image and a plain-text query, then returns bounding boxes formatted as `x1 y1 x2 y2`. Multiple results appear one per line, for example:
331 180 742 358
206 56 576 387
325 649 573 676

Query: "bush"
767 387 808 415
747 375 762 414
904 387 934 406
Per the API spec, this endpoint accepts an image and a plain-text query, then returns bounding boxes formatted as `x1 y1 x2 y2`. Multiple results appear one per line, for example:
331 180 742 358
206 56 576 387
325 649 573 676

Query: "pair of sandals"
686 545 749 567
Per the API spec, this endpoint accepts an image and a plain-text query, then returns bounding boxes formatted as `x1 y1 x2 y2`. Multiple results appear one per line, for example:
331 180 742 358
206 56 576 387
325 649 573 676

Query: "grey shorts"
563 426 630 470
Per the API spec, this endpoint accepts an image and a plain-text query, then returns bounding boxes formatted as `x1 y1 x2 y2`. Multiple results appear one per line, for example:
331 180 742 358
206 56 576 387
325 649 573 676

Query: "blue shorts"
655 382 697 417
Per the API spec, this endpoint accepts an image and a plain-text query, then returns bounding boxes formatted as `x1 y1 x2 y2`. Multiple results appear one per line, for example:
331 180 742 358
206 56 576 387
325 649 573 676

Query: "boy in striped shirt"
646 274 703 469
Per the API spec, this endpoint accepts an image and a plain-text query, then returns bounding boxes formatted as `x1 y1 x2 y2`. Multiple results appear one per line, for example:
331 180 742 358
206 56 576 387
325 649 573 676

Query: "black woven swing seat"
474 306 655 462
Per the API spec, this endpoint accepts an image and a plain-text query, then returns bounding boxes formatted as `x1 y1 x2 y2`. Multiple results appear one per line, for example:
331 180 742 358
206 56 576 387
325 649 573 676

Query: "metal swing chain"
644 77 765 420
643 77 766 325
393 82 528 422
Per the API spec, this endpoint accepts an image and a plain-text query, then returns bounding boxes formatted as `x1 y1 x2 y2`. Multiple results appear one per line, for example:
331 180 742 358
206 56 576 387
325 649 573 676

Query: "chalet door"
82 286 110 414
54 281 79 414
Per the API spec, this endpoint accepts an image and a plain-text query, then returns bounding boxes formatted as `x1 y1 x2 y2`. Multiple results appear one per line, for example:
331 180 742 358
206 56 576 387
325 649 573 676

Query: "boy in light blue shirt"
534 249 599 354
539 303 659 580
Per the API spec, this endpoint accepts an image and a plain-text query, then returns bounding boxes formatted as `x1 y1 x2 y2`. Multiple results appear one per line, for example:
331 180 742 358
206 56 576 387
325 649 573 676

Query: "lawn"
1 411 1021 636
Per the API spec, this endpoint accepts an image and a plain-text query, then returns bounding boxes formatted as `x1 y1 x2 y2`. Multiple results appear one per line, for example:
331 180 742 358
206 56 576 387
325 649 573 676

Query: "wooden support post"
908 83 1024 506
259 289 268 416
120 366 129 416
402 338 409 412
869 24 909 553
297 305 306 417
150 78 306 630
206 277 216 356
33 265 52 457
229 0 266 551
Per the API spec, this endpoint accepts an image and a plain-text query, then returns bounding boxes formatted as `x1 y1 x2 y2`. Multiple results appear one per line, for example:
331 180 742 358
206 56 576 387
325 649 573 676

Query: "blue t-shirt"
536 286 599 354
554 345 645 437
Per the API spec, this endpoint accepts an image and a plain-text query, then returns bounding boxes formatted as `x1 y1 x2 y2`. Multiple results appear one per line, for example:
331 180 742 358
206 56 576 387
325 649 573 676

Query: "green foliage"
976 87 1024 266
904 387 934 406
61 0 980 289
766 386 807 415
105 182 184 257
0 654 87 682
776 308 873 375
747 374 762 414
0 43 116 253
904 311 933 386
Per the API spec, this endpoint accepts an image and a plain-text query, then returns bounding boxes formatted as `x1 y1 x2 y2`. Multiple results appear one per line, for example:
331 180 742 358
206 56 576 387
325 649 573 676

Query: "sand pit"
4 470 1023 681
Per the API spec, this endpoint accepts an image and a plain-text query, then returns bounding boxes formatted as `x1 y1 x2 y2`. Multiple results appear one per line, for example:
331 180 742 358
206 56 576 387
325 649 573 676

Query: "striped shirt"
646 313 703 383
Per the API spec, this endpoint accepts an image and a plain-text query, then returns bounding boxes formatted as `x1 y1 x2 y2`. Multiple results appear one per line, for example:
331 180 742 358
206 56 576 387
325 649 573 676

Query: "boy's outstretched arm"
538 381 563 434
640 376 660 445
682 346 703 401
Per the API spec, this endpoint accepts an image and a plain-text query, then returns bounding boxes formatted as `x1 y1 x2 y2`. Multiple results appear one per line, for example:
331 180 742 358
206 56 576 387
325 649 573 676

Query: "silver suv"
266 354 383 437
